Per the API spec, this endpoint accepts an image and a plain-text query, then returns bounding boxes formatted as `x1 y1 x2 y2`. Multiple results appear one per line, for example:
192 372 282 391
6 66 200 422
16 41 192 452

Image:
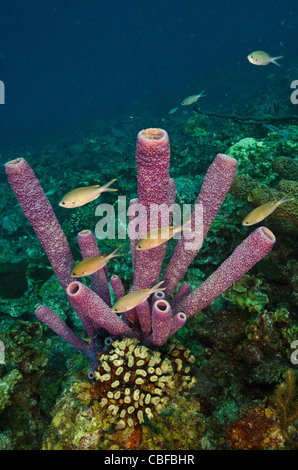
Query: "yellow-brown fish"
111 281 165 313
136 220 192 251
242 194 294 226
181 90 206 106
247 51 283 66
59 179 117 208
70 246 122 277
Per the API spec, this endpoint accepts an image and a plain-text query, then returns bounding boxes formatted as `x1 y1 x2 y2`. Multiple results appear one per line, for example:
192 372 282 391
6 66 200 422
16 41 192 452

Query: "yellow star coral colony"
93 338 197 430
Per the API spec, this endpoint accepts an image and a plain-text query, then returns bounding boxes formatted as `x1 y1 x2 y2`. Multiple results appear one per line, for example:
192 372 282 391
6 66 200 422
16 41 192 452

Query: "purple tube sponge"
77 229 111 306
169 312 187 336
146 299 172 346
151 290 166 304
66 281 134 337
5 158 74 290
5 129 277 354
162 153 238 297
135 300 152 338
136 128 171 208
35 305 92 356
5 157 96 339
170 283 191 310
128 198 138 271
132 128 171 291
110 274 126 300
175 227 276 317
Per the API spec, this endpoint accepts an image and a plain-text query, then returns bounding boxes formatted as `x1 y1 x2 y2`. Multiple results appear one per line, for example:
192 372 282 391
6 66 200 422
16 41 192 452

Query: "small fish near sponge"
242 193 295 226
4 129 276 355
59 179 117 208
229 174 298 229
70 246 123 278
247 185 298 228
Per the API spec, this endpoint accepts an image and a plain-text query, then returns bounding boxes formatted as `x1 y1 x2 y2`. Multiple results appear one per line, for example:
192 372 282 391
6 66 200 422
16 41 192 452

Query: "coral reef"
2 122 297 450
228 133 298 230
226 402 285 450
222 273 269 313
0 260 28 299
4 128 276 353
272 156 298 181
43 361 203 451
272 369 298 442
227 137 277 182
42 379 105 450
230 173 298 229
226 369 298 450
0 320 52 449
226 127 298 184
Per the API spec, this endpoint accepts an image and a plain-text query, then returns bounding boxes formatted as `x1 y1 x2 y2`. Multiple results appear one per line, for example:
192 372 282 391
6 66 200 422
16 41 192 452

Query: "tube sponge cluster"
5 128 276 353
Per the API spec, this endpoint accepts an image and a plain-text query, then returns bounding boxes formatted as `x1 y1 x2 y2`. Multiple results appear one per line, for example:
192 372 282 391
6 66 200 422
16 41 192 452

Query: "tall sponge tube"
175 227 276 317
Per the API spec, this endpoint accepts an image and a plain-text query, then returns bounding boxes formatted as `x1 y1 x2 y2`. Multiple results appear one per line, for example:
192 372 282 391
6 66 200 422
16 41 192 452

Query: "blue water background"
0 0 297 152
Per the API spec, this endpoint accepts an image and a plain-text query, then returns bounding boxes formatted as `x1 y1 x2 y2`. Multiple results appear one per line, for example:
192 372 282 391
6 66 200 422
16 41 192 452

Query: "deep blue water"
0 0 297 151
